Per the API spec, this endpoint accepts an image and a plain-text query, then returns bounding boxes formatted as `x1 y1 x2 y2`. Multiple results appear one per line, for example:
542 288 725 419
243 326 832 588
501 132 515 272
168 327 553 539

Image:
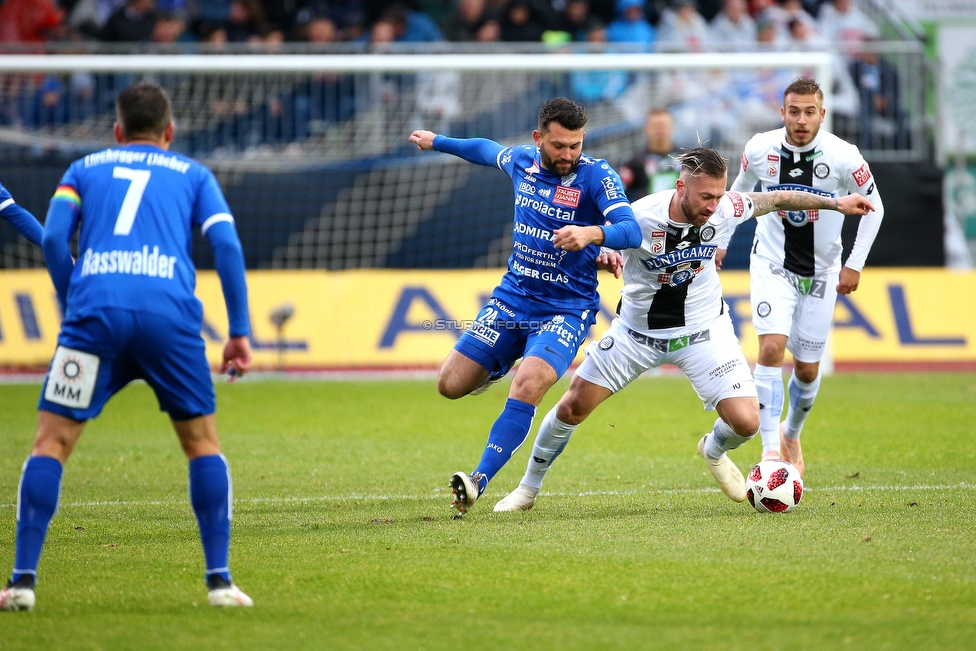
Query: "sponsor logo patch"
44 346 100 409
757 301 771 318
650 231 666 255
467 320 500 346
700 225 716 242
601 176 622 200
728 191 745 218
852 163 872 186
767 154 780 162
768 166 777 176
553 186 581 208
599 336 614 350
814 163 830 179
519 181 535 195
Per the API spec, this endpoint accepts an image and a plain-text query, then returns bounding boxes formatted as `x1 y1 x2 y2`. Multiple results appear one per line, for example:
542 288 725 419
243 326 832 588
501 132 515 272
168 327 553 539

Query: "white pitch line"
0 483 972 510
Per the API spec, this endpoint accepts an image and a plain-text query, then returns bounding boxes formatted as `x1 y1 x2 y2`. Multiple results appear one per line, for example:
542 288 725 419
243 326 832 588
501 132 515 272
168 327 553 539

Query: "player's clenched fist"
409 130 437 151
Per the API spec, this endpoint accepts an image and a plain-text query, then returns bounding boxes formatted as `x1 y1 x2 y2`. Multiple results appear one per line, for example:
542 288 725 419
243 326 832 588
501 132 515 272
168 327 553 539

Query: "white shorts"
576 314 757 411
750 259 838 364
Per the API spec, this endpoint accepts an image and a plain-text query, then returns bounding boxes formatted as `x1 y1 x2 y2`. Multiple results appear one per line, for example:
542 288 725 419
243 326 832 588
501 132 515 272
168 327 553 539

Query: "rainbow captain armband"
52 185 81 211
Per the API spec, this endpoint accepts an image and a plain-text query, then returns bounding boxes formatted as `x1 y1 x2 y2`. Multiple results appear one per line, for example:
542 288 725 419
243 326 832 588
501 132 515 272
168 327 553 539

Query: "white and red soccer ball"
745 459 804 513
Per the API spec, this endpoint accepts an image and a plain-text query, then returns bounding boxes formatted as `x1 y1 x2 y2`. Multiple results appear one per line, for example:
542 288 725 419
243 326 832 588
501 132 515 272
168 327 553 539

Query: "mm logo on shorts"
44 346 100 409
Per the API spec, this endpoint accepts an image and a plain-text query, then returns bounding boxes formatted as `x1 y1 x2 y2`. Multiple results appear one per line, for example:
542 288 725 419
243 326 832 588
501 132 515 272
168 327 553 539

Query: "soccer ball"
745 459 803 513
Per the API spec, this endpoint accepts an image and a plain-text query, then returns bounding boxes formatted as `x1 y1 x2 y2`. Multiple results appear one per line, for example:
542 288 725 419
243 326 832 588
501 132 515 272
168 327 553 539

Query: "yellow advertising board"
1 268 973 369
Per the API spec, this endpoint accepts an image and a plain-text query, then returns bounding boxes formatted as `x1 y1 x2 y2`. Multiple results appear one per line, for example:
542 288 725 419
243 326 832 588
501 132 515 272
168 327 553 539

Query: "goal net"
0 51 832 271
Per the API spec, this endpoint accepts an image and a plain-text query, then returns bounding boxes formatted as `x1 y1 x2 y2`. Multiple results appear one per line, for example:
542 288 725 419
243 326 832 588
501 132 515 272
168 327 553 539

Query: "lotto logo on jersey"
728 192 745 218
852 163 872 186
553 186 581 208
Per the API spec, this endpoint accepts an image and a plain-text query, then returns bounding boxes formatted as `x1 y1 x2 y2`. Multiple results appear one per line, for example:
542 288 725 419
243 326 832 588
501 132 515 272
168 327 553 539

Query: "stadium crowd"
0 0 878 52
0 0 905 151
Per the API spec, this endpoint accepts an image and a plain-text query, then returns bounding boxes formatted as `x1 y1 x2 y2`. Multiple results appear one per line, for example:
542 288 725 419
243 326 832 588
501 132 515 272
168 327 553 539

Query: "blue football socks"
188 454 233 584
11 456 63 585
473 398 537 494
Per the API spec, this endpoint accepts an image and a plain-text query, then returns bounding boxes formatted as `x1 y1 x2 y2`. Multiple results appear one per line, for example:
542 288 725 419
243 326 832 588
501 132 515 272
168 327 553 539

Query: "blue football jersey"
495 145 630 311
0 182 12 211
52 145 234 322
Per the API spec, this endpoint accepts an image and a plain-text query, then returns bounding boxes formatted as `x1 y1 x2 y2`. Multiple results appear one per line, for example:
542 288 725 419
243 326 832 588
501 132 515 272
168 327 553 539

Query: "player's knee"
555 395 588 426
436 374 466 400
729 411 760 438
794 362 819 384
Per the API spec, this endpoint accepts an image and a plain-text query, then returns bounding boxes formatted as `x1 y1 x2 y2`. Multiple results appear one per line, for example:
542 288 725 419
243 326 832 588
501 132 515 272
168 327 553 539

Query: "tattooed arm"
747 189 876 217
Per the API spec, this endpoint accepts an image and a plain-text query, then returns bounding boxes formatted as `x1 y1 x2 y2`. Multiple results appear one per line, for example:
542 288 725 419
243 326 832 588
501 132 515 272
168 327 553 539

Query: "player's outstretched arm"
410 131 505 167
747 190 875 218
0 199 43 247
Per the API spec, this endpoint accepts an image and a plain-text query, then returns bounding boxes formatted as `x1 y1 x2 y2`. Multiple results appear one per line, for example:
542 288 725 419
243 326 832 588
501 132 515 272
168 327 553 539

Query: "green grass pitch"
1 373 974 650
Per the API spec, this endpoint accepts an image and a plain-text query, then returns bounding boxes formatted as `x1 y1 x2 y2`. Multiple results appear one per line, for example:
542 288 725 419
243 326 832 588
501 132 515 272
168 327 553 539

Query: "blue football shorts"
38 308 215 421
454 293 598 379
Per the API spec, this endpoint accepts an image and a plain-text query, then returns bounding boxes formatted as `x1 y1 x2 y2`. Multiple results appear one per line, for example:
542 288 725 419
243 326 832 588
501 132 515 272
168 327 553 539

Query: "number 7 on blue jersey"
112 167 151 235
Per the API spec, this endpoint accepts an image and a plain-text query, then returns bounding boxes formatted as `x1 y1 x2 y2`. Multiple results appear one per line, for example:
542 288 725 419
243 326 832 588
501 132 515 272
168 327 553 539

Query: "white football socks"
521 407 577 492
784 371 820 439
753 363 785 454
703 417 755 459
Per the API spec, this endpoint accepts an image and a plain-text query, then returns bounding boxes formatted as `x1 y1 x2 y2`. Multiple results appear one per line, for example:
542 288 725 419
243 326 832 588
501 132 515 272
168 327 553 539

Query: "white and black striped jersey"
729 127 884 275
618 189 755 335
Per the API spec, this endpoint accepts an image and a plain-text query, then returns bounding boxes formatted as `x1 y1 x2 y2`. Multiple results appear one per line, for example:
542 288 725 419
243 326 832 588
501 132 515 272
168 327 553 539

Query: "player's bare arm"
553 225 604 251
409 130 437 151
747 190 875 217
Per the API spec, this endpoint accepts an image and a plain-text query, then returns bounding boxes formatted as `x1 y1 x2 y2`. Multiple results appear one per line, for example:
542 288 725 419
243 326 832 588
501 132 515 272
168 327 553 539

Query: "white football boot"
0 583 36 612
493 484 538 512
449 472 483 516
207 581 254 607
698 435 747 502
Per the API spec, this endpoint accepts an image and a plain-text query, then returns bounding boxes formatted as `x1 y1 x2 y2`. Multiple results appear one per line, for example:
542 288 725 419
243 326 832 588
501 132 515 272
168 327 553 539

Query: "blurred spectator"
441 0 498 42
709 0 756 52
303 15 339 43
606 0 655 50
656 0 707 52
570 21 628 102
474 14 501 41
762 0 817 45
0 0 65 42
500 0 546 42
196 19 228 43
224 0 265 41
69 0 126 39
849 40 906 149
101 0 157 41
150 10 187 42
618 107 681 201
293 0 367 40
754 6 784 48
359 3 443 42
818 0 878 55
554 0 597 42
